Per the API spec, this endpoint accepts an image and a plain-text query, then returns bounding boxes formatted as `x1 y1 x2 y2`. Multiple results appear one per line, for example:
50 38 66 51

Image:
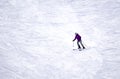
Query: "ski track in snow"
0 0 120 79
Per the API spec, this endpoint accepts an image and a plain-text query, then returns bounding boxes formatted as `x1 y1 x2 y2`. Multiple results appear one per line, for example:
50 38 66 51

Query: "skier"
73 33 85 50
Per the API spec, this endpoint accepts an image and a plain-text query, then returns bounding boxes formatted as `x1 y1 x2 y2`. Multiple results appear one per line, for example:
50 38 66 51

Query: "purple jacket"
73 33 81 41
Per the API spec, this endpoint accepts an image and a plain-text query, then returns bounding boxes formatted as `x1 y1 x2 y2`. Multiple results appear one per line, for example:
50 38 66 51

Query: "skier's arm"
73 35 77 41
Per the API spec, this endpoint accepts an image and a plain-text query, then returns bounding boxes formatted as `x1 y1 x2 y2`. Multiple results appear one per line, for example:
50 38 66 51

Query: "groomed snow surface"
0 0 120 79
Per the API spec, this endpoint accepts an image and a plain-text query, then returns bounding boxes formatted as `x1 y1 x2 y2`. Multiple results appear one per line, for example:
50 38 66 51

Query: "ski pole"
73 41 74 47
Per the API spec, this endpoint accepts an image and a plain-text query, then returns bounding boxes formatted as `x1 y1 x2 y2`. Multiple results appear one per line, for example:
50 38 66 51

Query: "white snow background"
0 0 120 79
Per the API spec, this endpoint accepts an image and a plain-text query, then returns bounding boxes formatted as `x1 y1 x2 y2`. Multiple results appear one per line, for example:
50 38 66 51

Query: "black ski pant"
77 40 85 49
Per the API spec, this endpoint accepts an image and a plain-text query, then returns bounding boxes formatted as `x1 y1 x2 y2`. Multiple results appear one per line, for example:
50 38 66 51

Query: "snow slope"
0 0 120 79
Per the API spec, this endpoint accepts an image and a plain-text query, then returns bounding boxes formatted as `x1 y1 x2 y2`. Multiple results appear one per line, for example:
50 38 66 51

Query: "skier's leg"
80 40 85 49
77 41 81 49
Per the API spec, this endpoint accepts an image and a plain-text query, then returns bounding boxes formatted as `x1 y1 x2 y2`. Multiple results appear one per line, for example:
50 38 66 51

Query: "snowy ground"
0 0 120 79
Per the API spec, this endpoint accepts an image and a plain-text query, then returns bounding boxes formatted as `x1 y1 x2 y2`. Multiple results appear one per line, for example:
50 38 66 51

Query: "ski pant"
77 40 85 49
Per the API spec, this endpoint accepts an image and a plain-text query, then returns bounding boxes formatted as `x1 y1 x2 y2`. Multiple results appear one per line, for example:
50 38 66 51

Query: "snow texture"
0 0 120 79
